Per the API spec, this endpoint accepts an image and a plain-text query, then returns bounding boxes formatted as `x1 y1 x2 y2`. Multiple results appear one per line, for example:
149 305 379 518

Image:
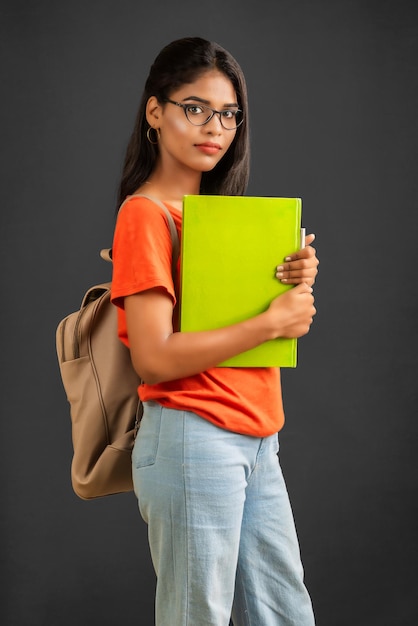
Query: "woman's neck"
137 164 201 211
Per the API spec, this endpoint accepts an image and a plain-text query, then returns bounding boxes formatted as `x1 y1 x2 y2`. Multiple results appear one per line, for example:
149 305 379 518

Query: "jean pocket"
132 403 162 468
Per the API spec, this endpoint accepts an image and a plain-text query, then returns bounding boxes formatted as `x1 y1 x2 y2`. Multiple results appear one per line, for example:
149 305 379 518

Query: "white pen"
300 227 306 249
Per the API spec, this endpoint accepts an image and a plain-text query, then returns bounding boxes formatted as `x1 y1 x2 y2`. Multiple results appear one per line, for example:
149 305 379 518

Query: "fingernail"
276 272 283 278
285 256 291 262
277 265 284 272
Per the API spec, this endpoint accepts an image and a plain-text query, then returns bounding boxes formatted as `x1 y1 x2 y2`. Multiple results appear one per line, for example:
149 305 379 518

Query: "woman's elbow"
131 354 169 386
140 371 166 386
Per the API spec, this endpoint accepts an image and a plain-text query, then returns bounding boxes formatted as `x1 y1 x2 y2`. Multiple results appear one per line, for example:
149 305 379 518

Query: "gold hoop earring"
147 127 160 145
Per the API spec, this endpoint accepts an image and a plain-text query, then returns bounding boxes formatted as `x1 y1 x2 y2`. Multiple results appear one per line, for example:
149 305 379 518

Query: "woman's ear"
146 96 162 128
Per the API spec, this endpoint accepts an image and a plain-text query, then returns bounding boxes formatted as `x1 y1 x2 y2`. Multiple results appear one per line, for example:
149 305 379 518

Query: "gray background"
1 0 417 624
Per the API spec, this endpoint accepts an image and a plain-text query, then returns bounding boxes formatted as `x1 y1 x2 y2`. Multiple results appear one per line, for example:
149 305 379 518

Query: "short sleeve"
110 196 177 309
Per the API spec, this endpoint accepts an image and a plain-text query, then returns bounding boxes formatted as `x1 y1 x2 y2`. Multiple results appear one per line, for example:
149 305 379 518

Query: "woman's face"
150 70 239 175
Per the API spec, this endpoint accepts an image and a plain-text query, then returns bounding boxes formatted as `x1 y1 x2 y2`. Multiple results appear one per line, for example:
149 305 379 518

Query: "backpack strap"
100 194 180 275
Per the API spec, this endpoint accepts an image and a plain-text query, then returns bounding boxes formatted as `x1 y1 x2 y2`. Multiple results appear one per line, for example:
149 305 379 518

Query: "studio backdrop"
1 1 417 625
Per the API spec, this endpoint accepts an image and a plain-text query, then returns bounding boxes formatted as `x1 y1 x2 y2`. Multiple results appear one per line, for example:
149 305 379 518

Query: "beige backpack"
56 196 179 499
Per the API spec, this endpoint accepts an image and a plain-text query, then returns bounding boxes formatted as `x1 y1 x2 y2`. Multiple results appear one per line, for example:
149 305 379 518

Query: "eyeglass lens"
185 104 243 129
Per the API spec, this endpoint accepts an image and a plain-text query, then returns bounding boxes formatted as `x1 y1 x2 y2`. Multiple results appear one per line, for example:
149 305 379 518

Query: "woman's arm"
125 281 316 385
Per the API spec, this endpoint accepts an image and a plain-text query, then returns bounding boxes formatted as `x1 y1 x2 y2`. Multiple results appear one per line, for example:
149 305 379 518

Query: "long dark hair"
117 37 250 209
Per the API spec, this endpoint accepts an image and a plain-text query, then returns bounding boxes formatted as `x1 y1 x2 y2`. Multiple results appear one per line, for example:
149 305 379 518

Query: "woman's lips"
194 142 222 155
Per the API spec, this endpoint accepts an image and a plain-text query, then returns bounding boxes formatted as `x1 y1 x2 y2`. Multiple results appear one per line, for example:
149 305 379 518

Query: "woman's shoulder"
121 192 181 215
119 193 162 214
117 194 170 226
120 193 182 232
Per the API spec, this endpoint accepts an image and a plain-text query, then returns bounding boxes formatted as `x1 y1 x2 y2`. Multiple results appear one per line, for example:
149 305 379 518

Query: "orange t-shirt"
111 195 285 437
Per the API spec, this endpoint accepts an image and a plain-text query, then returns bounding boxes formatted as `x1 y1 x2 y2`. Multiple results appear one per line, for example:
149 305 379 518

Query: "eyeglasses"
164 99 244 130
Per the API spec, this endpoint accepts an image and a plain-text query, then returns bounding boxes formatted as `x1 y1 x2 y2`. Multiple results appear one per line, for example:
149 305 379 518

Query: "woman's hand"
275 233 319 287
267 283 316 339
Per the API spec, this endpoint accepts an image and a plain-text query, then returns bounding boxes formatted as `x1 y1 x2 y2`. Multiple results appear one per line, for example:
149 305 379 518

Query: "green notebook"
180 195 303 367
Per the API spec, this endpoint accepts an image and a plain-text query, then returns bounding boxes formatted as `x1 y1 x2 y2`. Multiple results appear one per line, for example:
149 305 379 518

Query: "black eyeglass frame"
164 99 244 130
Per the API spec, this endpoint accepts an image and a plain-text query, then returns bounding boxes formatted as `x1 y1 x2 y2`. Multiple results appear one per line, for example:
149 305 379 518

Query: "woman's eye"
187 106 204 115
221 110 237 119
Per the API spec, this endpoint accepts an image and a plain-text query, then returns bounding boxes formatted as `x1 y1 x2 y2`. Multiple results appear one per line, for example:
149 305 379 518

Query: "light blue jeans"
132 401 315 626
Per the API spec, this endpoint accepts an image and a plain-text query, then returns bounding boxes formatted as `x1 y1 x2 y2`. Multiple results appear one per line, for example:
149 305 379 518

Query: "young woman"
111 37 318 626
